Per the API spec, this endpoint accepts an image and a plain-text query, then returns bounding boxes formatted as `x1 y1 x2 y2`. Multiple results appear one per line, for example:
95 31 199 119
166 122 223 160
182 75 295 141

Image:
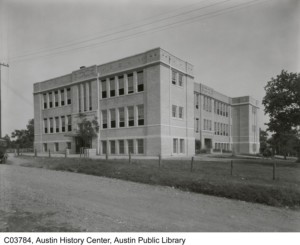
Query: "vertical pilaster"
80 84 84 112
106 78 110 98
115 76 119 96
133 71 138 93
124 74 128 94
86 82 90 111
125 107 128 127
134 105 138 127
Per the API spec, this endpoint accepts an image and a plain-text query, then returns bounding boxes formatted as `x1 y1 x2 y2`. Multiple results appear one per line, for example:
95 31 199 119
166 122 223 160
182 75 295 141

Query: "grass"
19 156 300 209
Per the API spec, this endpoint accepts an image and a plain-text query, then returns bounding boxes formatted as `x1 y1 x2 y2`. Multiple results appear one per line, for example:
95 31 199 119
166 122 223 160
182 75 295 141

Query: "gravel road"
0 156 299 232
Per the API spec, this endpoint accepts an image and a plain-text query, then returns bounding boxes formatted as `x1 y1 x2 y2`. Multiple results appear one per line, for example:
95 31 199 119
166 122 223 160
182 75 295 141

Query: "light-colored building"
33 48 259 156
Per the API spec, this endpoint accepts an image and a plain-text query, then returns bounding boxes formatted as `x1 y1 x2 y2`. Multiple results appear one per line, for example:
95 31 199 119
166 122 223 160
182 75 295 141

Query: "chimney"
80 66 86 69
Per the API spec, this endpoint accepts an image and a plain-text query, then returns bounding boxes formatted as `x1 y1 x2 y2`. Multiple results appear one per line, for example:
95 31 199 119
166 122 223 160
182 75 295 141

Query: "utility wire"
10 0 231 61
10 0 268 63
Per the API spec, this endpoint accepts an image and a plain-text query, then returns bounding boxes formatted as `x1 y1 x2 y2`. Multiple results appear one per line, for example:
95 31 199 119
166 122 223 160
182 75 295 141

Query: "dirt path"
0 156 299 232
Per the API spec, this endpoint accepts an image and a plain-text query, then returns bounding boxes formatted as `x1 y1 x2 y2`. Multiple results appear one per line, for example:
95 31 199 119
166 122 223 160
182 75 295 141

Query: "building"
33 48 260 156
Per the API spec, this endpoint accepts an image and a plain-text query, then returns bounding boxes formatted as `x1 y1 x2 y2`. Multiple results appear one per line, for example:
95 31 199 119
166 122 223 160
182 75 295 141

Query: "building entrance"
204 138 212 149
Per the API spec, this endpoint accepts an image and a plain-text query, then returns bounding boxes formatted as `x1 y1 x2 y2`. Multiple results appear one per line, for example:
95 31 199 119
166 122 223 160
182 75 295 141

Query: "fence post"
191 156 194 172
129 151 132 164
230 160 233 176
158 154 161 168
34 149 37 157
48 149 51 158
273 162 276 180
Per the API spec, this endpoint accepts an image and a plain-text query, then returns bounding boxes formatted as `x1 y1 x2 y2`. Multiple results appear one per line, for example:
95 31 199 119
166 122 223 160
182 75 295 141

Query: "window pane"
128 139 134 154
67 88 71 105
61 116 65 132
127 74 134 94
172 105 177 117
110 109 116 128
49 92 53 108
118 76 124 95
102 110 107 129
101 80 107 98
43 94 47 109
173 139 178 153
61 89 65 106
67 115 72 131
119 108 125 127
138 105 144 126
180 139 184 153
55 117 59 132
119 140 124 154
172 70 176 85
137 71 144 92
137 139 144 154
110 141 115 154
49 118 53 133
178 73 183 86
110 78 115 97
55 91 59 107
128 106 134 127
179 107 183 119
44 118 48 133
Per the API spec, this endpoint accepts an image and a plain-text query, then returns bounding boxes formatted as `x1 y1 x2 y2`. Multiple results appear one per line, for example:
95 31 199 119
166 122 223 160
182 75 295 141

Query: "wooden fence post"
230 160 233 176
273 162 276 180
48 149 51 158
191 156 194 172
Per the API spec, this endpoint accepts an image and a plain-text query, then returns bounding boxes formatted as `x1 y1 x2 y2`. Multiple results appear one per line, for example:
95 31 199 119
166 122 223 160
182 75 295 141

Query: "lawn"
18 156 300 209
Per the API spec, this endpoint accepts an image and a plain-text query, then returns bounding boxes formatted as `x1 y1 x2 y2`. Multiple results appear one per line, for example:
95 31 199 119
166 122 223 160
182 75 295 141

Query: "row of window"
101 105 144 129
215 143 230 151
173 138 185 154
194 94 229 117
101 71 144 99
44 115 72 134
171 70 184 87
214 122 229 136
43 142 71 152
102 139 144 155
172 105 184 119
43 88 71 109
78 82 93 112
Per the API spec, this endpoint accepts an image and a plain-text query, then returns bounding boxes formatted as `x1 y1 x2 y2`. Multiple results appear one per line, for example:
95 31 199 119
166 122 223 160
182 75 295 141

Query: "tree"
76 114 99 148
259 129 268 154
262 70 300 161
11 119 34 148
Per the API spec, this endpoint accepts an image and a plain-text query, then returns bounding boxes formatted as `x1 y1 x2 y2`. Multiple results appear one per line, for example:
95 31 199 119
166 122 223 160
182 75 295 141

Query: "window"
102 141 107 154
89 82 92 110
43 143 47 152
110 78 115 97
137 71 144 92
225 105 228 117
49 92 53 108
55 117 59 133
180 139 184 153
137 139 144 154
178 73 183 86
67 142 71 150
43 94 47 109
67 88 71 105
44 118 48 133
49 118 53 133
119 108 125 127
61 116 65 132
110 141 116 154
196 118 199 132
173 138 178 153
118 76 124 95
217 102 219 115
214 122 217 134
67 115 72 131
102 110 107 129
179 107 183 119
101 80 107 98
55 91 59 107
195 94 199 109
172 105 177 117
214 101 217 114
172 70 176 85
110 109 116 128
83 84 86 111
128 139 134 154
119 140 124 154
61 89 65 106
137 105 144 126
78 85 81 112
127 74 134 94
55 143 59 152
128 106 134 127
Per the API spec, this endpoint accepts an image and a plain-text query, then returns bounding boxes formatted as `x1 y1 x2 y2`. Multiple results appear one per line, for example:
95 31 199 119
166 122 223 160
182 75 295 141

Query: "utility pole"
0 62 9 138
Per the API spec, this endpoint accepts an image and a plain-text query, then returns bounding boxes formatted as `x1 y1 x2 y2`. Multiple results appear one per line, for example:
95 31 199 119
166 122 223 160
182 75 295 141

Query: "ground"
0 155 299 232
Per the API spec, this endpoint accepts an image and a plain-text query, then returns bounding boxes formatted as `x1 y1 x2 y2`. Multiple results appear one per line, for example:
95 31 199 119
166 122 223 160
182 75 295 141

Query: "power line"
10 0 231 61
10 0 214 59
10 0 268 63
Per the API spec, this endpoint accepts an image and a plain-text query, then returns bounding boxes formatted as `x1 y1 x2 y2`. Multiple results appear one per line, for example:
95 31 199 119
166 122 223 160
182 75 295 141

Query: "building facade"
33 48 259 156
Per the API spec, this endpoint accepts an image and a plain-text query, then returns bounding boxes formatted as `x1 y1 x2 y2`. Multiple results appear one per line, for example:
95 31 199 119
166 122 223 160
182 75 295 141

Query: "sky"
0 0 299 136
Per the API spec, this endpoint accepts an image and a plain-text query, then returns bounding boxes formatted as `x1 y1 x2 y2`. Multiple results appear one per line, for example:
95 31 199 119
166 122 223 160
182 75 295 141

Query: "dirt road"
0 156 299 232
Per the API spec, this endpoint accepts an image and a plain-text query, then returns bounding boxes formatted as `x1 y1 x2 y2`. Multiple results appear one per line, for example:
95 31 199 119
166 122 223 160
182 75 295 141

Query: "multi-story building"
33 48 259 156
